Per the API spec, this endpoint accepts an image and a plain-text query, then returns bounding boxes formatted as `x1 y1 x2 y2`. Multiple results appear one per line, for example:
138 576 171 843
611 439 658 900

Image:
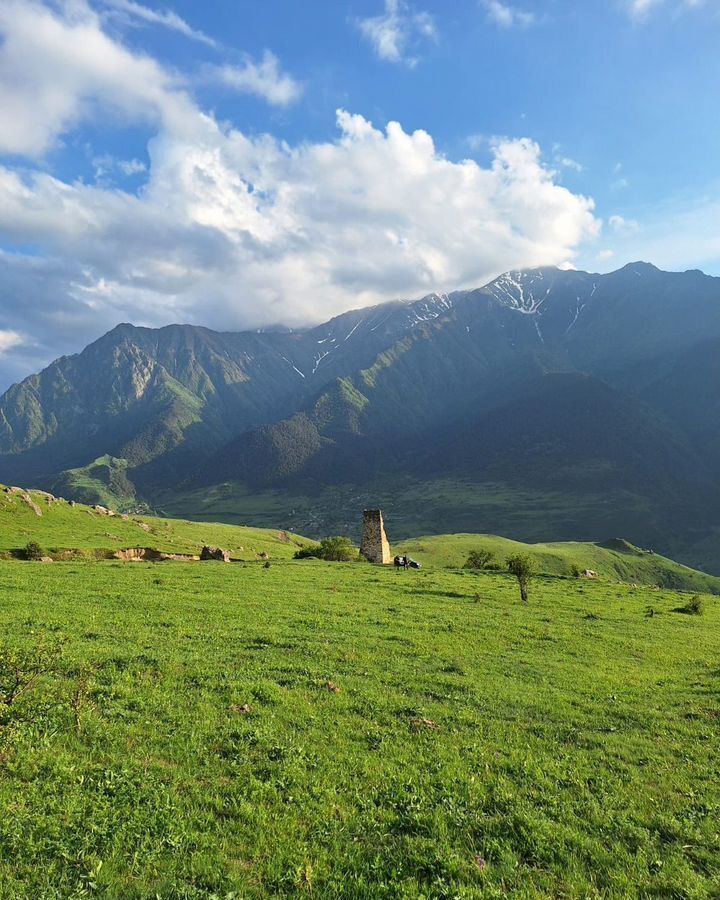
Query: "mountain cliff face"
1 262 720 568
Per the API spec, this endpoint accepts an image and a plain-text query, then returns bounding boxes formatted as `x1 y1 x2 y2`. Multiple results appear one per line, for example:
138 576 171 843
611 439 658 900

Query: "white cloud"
206 52 303 106
0 330 24 354
92 153 146 179
118 158 147 176
356 0 437 66
100 0 218 48
609 214 640 234
627 0 663 18
0 0 297 158
556 156 584 173
596 249 615 261
0 0 600 385
0 0 202 157
482 0 536 27
465 133 486 151
625 0 715 19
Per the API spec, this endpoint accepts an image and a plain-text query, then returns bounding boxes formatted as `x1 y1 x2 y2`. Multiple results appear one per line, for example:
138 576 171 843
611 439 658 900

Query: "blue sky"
0 0 718 387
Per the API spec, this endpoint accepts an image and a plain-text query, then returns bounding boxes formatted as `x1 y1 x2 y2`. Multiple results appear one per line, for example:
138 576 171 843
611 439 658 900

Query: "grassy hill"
1 559 718 897
396 533 720 595
45 455 139 511
2 482 719 594
157 476 720 577
0 485 310 560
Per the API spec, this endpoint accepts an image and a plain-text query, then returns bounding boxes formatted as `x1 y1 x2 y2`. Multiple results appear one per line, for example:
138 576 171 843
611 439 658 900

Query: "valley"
1 262 720 572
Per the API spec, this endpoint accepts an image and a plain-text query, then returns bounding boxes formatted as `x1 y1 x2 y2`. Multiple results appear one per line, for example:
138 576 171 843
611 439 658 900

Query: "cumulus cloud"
356 0 437 65
481 0 536 28
0 0 600 387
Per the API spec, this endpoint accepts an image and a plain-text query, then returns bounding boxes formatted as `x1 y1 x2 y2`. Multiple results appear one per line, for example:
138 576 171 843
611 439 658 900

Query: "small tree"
507 554 536 603
294 537 356 562
464 549 496 570
318 537 357 561
23 541 44 561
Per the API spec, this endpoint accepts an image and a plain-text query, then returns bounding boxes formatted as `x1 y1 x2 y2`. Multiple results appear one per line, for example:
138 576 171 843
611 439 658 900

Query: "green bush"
464 549 497 570
295 536 357 562
675 595 704 615
570 564 581 578
23 541 44 561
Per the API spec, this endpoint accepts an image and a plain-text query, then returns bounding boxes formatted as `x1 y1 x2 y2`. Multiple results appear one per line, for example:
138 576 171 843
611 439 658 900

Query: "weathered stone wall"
360 509 391 564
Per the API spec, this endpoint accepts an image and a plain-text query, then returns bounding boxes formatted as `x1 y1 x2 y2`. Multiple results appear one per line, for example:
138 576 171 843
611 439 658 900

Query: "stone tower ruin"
360 509 392 564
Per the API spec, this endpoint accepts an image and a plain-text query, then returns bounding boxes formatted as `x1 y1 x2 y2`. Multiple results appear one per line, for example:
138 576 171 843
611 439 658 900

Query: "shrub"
0 635 64 709
570 564 581 578
23 541 44 561
675 595 704 616
464 549 497 570
507 554 536 603
294 546 318 559
295 537 357 562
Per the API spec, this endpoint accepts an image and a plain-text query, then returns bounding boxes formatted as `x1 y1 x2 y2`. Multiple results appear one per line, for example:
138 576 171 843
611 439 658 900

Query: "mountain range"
2 261 720 571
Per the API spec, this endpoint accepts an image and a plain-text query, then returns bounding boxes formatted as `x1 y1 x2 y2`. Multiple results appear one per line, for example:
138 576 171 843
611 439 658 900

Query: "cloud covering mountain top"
0 0 602 387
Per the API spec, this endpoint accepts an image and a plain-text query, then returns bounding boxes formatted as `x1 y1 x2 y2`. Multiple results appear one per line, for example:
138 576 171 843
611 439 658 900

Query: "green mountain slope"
2 262 720 571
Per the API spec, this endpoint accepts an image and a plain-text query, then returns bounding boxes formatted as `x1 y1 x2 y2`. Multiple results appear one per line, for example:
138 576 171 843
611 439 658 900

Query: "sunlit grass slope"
0 485 310 559
396 533 720 594
0 560 718 897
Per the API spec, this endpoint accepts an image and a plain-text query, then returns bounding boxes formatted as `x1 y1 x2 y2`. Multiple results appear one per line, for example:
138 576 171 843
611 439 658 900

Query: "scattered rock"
120 514 129 520
229 703 252 714
581 569 598 579
20 494 42 517
258 551 269 560
93 505 115 516
6 486 23 494
68 500 76 507
39 556 54 563
136 522 150 532
200 546 230 562
325 681 341 693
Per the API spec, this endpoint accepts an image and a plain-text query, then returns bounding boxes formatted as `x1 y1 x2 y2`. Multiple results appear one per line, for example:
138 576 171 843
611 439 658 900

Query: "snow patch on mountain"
486 271 552 315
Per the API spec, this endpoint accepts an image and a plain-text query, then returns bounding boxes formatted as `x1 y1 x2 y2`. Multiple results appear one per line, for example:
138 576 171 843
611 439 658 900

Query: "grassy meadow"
0 487 310 560
1 557 719 898
395 533 720 595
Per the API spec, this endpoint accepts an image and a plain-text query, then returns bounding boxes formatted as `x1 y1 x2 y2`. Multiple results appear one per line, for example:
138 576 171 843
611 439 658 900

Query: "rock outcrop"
200 546 231 562
20 494 43 517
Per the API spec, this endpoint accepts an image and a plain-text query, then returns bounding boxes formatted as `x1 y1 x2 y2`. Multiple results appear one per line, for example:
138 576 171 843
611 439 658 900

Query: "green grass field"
0 487 310 560
395 533 720 595
1 558 719 898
